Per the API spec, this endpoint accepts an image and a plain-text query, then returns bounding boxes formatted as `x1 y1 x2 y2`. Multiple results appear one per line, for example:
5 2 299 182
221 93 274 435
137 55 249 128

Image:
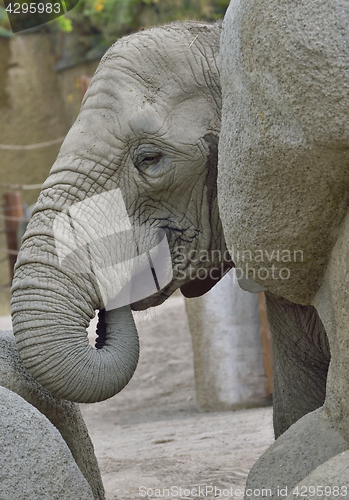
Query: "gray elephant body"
11 19 332 456
219 0 349 305
219 0 349 494
11 22 226 404
264 293 329 437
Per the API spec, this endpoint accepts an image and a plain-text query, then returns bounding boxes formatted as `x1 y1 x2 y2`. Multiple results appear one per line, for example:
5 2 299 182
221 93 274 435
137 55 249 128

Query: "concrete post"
185 269 269 410
3 191 23 281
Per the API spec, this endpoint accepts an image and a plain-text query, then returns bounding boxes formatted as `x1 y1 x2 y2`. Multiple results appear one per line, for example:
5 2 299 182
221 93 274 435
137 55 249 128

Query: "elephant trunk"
11 209 139 403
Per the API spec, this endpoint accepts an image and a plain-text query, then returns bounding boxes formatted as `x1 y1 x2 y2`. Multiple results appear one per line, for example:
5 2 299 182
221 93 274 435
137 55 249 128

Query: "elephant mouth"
131 259 234 310
130 282 177 311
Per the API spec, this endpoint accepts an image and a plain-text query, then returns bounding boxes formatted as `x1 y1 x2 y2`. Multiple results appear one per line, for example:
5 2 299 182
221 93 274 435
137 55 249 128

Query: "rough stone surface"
219 0 349 485
313 210 349 443
244 408 348 500
286 451 349 500
185 269 268 410
0 386 94 500
218 0 349 305
0 330 105 499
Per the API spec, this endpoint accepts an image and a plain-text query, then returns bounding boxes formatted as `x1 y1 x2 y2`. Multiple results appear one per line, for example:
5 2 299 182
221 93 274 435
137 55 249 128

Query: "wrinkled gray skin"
11 22 226 404
265 293 329 438
12 21 329 439
219 0 349 437
219 0 349 494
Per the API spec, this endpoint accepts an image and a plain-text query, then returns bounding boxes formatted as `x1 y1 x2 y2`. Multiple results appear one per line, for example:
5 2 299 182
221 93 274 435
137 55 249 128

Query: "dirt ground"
79 294 274 500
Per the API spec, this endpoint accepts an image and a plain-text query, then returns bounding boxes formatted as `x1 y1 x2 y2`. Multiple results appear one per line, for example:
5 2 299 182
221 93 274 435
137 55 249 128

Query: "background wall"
0 33 100 311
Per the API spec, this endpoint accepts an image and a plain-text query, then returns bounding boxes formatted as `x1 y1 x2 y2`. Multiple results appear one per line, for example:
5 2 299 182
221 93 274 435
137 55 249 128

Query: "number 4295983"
293 485 348 497
5 3 62 14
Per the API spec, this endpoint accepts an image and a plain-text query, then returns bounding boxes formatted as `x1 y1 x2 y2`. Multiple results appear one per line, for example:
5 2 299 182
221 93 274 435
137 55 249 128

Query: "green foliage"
55 15 73 32
68 0 230 45
0 5 14 37
0 0 229 50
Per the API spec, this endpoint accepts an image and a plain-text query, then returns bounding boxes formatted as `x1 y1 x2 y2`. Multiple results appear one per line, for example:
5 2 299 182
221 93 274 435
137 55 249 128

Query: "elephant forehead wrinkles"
82 76 177 139
102 37 197 79
127 95 214 147
93 28 220 104
81 82 215 159
88 64 206 114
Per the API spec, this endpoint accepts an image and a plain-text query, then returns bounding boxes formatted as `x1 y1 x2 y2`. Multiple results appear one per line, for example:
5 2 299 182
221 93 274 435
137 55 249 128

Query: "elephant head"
11 22 232 403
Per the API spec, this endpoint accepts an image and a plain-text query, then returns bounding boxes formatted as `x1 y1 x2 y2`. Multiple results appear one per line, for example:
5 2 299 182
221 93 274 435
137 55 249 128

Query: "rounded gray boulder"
0 386 94 500
286 451 349 500
245 407 348 500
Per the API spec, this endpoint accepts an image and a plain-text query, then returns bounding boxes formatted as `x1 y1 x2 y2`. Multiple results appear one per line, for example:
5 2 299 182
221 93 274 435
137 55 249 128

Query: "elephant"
10 17 337 494
219 0 349 496
11 21 229 405
11 16 345 496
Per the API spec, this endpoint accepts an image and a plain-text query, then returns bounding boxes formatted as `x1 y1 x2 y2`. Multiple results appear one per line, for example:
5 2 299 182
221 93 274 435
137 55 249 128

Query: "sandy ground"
0 295 274 500
82 295 274 500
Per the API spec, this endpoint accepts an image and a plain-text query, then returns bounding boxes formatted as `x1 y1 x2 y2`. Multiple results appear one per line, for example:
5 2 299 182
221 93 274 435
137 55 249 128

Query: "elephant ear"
180 262 233 298
182 133 233 298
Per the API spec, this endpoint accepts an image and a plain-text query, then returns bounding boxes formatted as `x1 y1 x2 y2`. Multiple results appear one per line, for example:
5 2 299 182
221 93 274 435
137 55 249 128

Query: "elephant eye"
134 150 163 172
141 154 161 165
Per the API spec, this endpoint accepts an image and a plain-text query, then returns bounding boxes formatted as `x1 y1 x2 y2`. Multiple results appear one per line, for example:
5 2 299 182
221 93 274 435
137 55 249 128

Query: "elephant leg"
265 292 330 438
314 210 349 444
244 297 333 500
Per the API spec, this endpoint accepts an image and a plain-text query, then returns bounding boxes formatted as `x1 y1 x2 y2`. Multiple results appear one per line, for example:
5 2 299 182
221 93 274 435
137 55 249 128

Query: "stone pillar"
185 269 269 410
